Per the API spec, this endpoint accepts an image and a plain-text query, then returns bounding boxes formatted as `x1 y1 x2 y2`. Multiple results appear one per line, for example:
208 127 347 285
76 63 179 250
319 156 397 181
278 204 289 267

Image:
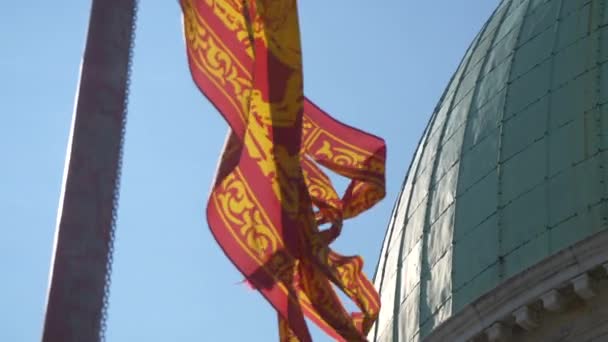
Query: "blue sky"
1 1 498 341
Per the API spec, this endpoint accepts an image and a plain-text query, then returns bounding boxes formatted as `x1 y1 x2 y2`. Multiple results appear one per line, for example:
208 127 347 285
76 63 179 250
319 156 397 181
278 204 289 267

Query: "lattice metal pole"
42 1 136 341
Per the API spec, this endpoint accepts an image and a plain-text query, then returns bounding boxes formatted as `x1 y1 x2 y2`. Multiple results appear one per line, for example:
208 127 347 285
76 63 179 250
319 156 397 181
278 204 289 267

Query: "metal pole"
42 1 136 341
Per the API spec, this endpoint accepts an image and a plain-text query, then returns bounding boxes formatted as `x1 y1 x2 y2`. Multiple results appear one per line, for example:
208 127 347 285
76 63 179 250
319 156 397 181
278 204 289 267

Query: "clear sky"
1 1 498 341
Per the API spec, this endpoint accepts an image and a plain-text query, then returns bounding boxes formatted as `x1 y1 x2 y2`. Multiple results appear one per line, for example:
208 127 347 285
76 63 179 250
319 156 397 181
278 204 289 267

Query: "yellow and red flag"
180 1 386 340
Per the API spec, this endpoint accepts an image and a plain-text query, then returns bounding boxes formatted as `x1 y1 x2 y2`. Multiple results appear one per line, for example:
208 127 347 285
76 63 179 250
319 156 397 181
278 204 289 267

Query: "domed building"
370 0 608 341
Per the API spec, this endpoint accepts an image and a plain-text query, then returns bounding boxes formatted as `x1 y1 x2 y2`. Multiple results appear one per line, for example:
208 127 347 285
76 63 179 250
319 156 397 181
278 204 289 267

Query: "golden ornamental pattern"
183 0 384 340
214 169 281 260
202 0 254 57
185 0 383 221
183 0 252 119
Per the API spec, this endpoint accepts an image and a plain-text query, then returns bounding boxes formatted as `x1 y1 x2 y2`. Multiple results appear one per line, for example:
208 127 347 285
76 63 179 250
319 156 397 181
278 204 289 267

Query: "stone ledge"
425 229 608 342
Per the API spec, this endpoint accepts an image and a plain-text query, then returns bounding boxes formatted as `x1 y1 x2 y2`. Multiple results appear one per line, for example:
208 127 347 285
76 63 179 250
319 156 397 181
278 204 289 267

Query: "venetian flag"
180 1 386 340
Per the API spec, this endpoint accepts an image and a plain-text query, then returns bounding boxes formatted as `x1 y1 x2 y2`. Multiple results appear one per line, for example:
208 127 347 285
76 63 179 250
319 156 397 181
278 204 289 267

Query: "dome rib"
415 2 517 338
371 2 508 340
372 0 608 341
537 0 567 279
594 1 608 224
495 0 536 280
452 0 519 291
370 26 483 341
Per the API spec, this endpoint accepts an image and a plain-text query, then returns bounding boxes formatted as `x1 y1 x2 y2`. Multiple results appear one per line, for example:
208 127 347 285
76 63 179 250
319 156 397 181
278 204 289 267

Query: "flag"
180 1 386 340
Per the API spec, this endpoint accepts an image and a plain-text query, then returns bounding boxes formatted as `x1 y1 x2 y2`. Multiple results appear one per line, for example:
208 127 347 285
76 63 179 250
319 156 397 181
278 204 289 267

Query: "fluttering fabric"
180 1 386 340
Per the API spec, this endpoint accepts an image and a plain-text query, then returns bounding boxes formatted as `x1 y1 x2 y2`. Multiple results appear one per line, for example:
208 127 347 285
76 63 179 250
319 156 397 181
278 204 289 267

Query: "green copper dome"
371 0 608 340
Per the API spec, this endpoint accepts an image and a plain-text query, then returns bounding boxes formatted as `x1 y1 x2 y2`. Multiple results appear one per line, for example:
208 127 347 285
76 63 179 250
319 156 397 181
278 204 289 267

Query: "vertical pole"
42 1 136 341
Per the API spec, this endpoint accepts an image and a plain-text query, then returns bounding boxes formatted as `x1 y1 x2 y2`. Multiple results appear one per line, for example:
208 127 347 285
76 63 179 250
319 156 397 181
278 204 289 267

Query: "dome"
371 0 608 340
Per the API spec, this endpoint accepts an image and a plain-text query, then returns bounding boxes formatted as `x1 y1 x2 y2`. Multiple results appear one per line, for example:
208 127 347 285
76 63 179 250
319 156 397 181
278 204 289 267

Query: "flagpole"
42 1 136 341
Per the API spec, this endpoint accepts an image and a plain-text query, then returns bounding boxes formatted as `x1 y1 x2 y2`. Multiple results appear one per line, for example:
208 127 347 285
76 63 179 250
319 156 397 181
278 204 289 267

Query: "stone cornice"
425 229 608 342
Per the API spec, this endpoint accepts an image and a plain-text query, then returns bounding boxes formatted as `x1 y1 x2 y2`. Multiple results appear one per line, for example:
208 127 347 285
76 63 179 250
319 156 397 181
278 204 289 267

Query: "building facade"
370 0 608 340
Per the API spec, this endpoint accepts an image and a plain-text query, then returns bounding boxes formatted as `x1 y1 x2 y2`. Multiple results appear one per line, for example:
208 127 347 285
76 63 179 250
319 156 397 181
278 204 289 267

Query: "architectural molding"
539 289 567 312
425 229 608 342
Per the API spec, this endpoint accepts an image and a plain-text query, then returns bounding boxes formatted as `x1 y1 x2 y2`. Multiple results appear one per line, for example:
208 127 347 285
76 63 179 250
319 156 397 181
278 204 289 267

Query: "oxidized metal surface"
42 1 136 341
371 0 608 340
